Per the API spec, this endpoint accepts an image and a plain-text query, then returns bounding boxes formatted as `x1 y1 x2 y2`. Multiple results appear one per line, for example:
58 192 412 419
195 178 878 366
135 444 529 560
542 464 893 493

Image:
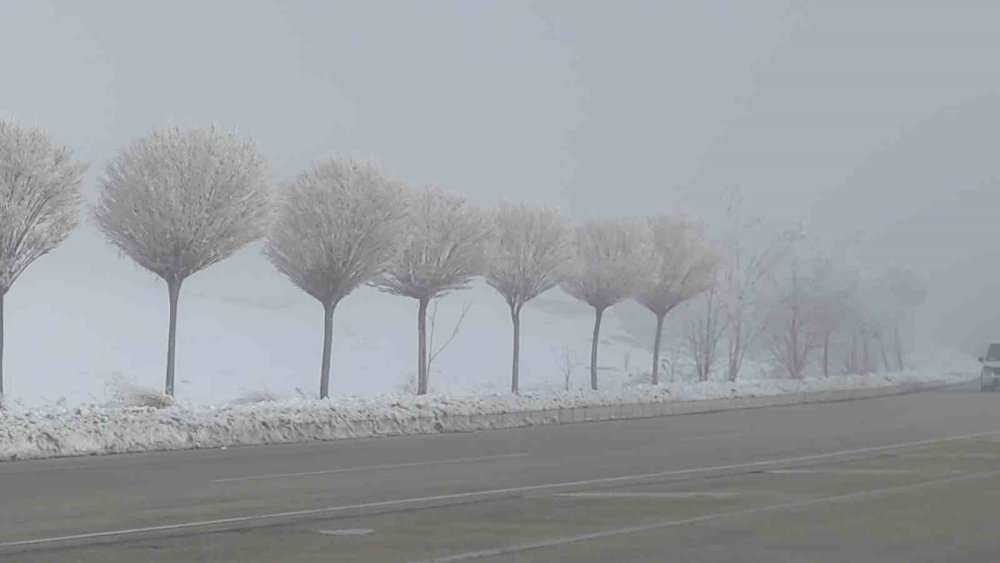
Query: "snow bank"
0 367 973 463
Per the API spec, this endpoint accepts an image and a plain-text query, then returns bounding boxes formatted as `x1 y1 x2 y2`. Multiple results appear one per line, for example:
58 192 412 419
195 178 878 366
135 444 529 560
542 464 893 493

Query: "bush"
231 390 284 405
105 375 174 409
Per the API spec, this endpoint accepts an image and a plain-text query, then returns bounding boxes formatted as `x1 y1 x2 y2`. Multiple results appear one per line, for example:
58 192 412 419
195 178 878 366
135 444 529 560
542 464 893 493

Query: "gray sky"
1 0 997 403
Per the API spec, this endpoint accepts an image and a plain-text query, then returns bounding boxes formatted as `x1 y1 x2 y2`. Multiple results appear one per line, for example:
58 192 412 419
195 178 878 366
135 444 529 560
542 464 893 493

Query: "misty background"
0 0 995 405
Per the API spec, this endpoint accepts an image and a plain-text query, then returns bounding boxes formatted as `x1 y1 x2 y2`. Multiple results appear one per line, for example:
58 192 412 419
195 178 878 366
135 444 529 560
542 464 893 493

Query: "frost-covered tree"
561 218 646 391
373 187 488 395
266 159 408 399
635 215 718 385
0 120 85 401
95 128 270 397
485 203 569 393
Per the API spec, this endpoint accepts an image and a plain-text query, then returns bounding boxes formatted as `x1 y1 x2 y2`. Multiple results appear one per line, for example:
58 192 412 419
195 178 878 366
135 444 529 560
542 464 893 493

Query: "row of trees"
0 122 722 402
763 258 925 380
625 193 926 383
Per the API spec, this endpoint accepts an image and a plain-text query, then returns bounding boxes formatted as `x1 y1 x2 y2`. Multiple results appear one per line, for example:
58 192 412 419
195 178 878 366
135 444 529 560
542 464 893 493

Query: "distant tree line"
623 189 926 384
0 122 925 404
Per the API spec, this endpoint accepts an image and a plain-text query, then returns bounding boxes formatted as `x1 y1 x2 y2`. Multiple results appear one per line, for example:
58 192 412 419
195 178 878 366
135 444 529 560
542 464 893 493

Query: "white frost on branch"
373 187 488 301
635 215 718 317
561 218 646 312
0 120 85 294
95 127 271 284
485 203 569 312
266 159 408 304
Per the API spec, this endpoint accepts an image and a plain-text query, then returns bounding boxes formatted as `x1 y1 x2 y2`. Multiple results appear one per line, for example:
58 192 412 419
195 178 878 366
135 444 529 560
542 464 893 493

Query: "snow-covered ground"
0 363 975 462
1 251 979 462
6 242 974 409
8 268 669 407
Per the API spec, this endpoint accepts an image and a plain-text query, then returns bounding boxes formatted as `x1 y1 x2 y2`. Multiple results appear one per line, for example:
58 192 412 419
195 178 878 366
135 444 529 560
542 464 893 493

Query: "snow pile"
0 369 973 462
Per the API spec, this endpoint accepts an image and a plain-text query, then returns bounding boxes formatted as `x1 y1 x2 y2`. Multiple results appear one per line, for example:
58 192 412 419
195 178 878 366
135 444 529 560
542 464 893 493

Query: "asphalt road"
2 380 999 562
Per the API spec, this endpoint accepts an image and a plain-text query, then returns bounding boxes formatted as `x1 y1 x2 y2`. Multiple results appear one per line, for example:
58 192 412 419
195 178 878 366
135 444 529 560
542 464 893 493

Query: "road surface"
2 380 999 562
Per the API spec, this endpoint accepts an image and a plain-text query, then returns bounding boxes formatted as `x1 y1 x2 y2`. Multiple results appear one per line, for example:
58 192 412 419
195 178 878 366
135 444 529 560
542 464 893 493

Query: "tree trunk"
877 331 891 372
822 333 830 377
894 326 904 371
651 312 665 385
590 307 605 391
0 293 5 403
669 342 678 383
417 297 430 395
728 310 741 382
510 305 521 394
790 314 800 379
319 300 336 399
564 358 571 392
701 324 711 382
851 332 857 373
165 279 182 397
861 327 871 374
847 331 858 374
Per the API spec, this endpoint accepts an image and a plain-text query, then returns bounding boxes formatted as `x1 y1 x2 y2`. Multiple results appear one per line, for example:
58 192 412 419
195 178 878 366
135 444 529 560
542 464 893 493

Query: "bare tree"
265 159 408 399
393 300 472 395
861 323 874 374
878 267 926 371
856 300 887 374
426 299 473 375
373 187 488 395
844 328 861 375
718 190 799 382
841 270 874 375
810 258 855 377
634 215 718 385
485 203 569 393
873 326 892 372
685 283 728 382
553 346 583 391
561 218 646 391
765 260 819 380
0 121 85 401
664 331 685 382
851 266 925 374
95 128 270 397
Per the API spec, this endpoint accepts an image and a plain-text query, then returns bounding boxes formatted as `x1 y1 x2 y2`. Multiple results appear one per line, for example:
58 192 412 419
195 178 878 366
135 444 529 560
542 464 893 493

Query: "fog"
1 0 996 405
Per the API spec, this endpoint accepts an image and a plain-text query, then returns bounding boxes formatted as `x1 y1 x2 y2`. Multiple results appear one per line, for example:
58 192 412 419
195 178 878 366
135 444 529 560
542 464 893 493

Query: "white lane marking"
767 468 916 475
2 428 998 551
416 467 1000 562
904 453 1000 460
556 492 740 499
318 529 374 536
212 453 531 483
676 432 747 442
